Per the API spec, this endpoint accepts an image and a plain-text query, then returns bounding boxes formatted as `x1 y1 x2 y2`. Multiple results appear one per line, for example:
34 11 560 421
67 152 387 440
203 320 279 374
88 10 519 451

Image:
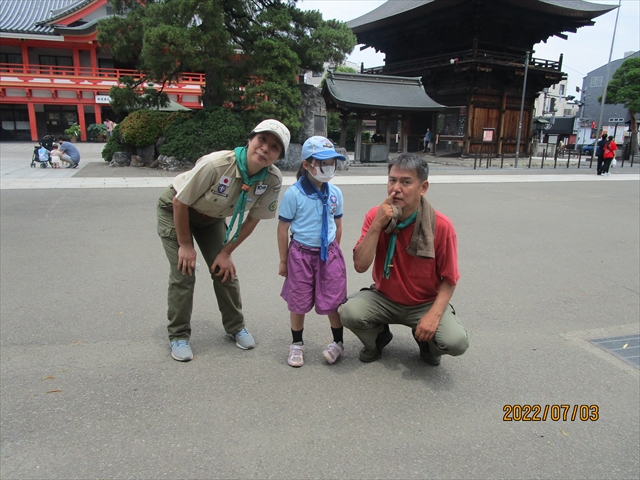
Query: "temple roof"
348 0 617 62
322 72 444 112
349 0 616 31
0 0 97 35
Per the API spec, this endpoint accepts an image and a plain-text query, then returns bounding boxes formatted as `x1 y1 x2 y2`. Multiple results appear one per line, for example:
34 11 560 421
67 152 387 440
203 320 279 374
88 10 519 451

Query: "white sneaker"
288 344 304 367
322 342 344 364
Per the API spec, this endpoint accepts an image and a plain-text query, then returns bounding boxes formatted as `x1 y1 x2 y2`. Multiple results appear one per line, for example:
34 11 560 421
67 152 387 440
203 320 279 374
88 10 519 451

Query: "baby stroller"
31 135 55 168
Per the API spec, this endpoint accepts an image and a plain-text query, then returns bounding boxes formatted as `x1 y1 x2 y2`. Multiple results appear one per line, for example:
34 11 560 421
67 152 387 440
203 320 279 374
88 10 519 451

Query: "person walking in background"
157 119 289 362
596 133 607 175
602 135 617 176
277 136 348 367
423 128 431 153
54 135 81 168
104 119 115 138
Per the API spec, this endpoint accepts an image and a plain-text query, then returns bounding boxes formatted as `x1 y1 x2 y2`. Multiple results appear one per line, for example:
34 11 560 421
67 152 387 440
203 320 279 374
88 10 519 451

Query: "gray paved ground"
0 142 639 479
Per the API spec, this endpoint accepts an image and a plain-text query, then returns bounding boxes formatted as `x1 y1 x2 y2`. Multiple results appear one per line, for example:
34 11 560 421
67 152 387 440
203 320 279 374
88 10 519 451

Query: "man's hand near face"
354 192 398 273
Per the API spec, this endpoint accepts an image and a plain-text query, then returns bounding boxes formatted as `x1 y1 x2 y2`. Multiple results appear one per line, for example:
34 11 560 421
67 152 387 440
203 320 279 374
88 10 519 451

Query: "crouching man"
338 153 469 365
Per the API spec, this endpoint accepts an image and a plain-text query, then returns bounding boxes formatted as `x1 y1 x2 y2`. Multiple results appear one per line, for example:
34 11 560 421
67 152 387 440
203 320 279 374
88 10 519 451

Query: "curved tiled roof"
0 0 92 35
322 72 444 111
43 0 95 25
348 0 616 31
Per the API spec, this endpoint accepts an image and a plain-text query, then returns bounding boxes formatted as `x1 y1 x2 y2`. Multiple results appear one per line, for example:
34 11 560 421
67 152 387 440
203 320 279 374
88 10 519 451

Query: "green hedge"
101 123 123 162
119 110 189 147
159 107 248 163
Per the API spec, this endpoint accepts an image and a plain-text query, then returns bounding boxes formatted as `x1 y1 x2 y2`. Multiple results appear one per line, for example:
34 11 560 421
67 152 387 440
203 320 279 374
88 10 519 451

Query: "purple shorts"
281 239 347 315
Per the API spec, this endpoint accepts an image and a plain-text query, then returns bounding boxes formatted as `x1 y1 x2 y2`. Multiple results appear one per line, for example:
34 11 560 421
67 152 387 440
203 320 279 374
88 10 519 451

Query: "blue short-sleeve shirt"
278 176 343 248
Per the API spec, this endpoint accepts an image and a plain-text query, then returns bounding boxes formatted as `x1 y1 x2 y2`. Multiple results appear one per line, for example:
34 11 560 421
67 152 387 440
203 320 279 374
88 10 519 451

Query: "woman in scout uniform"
157 119 290 362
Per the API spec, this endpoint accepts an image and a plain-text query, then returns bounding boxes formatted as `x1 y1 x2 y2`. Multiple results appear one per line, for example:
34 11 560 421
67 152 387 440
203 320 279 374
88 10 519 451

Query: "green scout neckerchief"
384 211 418 279
224 147 269 244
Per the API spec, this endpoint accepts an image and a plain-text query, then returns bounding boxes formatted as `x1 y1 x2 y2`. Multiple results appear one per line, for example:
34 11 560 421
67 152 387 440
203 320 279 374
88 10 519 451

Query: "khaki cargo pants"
338 287 469 357
157 186 245 341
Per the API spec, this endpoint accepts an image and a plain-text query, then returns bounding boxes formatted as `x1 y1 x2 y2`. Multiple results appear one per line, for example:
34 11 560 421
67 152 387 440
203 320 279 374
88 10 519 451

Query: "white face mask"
310 163 335 183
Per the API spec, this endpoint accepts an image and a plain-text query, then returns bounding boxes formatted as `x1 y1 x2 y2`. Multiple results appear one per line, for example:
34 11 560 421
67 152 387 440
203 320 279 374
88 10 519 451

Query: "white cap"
252 119 291 153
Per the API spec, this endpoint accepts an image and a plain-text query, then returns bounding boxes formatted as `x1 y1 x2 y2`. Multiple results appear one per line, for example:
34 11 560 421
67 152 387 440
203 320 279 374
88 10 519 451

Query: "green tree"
97 0 356 134
319 64 357 89
604 56 640 153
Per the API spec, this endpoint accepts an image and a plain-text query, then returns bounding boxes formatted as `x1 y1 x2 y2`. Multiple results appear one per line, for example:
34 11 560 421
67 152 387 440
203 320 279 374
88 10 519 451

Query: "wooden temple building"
322 72 444 162
347 0 616 156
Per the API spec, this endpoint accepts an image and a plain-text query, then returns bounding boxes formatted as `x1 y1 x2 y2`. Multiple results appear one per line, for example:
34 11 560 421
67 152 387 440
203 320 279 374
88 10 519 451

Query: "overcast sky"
298 0 640 94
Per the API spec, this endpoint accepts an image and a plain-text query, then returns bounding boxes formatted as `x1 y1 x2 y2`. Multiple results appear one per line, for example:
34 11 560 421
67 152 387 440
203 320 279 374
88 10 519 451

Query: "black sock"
292 328 303 344
331 327 343 344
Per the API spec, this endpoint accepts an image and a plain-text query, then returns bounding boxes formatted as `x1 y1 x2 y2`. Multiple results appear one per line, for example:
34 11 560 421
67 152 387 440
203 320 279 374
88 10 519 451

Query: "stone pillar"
385 120 391 150
402 119 408 153
275 84 327 172
354 117 363 163
298 84 326 144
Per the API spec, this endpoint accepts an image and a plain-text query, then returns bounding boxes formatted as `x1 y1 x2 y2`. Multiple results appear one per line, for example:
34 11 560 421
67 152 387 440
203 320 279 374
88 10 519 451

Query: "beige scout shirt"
172 150 282 220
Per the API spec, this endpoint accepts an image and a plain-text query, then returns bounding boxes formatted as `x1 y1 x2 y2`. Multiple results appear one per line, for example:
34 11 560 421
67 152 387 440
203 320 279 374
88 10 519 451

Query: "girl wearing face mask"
277 136 348 367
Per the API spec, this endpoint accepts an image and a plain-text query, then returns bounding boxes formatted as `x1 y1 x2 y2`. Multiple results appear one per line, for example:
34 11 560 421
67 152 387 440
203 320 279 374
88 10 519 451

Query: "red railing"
0 63 205 85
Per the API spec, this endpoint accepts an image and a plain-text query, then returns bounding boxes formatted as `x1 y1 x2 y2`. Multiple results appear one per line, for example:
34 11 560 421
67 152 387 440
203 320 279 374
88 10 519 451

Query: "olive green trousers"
338 287 469 357
157 187 245 341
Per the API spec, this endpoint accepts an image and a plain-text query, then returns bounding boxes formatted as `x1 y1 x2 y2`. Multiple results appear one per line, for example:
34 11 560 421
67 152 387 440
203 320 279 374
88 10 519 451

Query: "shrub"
87 123 107 142
159 107 248 163
64 123 81 139
119 110 189 147
101 123 123 162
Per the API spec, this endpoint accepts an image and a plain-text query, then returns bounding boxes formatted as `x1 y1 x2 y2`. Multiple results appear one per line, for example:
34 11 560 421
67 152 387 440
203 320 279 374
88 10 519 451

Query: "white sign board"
95 95 111 104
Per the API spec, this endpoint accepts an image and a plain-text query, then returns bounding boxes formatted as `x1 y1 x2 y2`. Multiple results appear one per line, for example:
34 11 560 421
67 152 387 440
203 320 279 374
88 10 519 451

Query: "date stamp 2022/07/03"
503 405 599 422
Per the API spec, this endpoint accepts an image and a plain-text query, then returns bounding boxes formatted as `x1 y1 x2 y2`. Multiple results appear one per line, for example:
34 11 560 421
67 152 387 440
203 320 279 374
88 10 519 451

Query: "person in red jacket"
602 136 617 176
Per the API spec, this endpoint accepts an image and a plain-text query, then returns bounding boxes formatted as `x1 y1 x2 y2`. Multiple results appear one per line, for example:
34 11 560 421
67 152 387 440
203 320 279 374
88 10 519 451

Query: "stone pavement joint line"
1 172 638 189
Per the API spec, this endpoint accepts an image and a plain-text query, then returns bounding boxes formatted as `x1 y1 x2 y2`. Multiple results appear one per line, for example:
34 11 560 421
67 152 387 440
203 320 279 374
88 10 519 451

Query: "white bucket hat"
252 119 291 153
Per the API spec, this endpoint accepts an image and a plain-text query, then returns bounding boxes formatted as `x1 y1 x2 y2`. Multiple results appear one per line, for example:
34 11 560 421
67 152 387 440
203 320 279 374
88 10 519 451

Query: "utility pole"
594 0 622 160
515 51 530 168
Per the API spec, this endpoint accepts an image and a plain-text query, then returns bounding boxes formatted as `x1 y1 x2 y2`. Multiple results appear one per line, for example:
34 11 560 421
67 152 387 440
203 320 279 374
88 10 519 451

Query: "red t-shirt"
356 207 459 306
604 141 617 159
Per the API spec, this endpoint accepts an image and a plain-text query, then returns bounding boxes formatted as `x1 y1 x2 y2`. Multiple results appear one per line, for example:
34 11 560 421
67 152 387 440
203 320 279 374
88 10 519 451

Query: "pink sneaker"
288 344 304 367
323 342 344 364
